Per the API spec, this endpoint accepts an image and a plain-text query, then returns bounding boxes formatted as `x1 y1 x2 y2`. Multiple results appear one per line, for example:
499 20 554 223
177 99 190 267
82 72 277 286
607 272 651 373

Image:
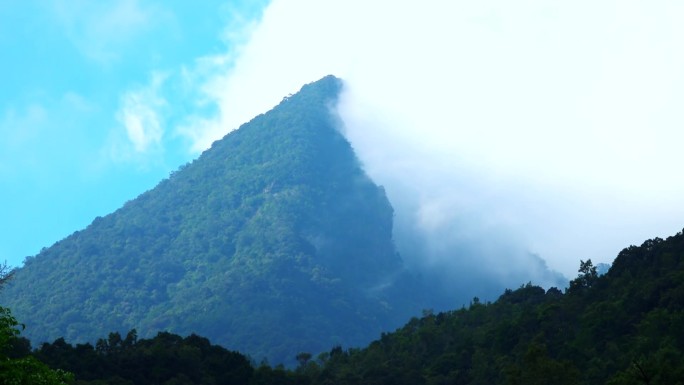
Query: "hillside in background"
0 76 418 364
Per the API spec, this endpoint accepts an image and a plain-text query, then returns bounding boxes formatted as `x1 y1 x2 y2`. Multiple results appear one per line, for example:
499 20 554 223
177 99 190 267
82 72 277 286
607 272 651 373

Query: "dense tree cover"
0 307 73 385
0 264 73 384
0 76 420 365
7 325 310 384
287 231 684 384
31 331 255 385
8 230 683 383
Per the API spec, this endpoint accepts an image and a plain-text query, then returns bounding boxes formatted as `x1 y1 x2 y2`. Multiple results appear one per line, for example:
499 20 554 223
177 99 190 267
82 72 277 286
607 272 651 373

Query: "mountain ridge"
1 75 413 364
2 75 570 366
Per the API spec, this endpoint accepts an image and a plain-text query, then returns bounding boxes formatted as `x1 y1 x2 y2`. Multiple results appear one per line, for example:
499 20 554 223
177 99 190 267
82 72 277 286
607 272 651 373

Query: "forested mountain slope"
0 76 415 365
298 230 684 385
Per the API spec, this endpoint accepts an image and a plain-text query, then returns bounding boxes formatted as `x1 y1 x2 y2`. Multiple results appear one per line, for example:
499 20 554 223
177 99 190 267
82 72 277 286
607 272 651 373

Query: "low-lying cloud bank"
188 0 684 292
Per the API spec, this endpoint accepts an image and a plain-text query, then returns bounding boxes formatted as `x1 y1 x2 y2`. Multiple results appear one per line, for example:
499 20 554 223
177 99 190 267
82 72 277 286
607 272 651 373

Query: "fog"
338 89 568 297
187 0 684 287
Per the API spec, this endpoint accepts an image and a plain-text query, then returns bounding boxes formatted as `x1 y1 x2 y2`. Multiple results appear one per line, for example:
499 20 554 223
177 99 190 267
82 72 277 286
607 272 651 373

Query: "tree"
506 342 579 385
568 259 598 293
0 265 73 384
0 261 14 288
296 352 312 367
0 306 74 384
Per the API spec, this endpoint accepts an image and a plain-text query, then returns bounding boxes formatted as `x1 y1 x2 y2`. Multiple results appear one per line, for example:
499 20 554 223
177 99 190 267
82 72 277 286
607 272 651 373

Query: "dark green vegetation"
1 306 73 385
1 263 73 384
12 328 315 385
32 331 256 385
5 230 684 384
0 76 417 365
288 231 684 384
5 320 299 385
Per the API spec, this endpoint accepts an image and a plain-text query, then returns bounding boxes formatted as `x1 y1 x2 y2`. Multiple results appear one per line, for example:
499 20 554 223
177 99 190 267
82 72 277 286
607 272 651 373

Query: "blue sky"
3 0 684 279
0 0 269 267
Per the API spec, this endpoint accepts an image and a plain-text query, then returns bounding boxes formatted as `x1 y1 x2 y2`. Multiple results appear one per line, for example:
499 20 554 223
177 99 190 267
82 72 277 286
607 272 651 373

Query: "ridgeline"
1 76 416 365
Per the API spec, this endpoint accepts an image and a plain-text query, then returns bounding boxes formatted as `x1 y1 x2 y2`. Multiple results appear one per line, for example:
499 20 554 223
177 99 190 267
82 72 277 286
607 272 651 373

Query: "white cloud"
192 0 684 279
104 3 267 158
115 72 167 155
174 55 235 153
172 11 265 153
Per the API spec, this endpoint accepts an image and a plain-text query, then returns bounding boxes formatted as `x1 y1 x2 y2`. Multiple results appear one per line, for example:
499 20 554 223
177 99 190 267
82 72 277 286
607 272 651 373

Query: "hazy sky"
3 0 684 278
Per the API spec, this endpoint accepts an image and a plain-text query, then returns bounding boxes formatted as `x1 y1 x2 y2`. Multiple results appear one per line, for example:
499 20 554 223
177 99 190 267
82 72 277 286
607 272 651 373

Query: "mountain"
0 75 416 365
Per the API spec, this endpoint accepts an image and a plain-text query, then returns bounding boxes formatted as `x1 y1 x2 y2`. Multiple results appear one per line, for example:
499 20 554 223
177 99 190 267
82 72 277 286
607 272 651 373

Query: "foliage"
0 262 14 288
288 230 684 384
0 75 415 365
7 228 684 384
0 306 73 385
33 330 252 385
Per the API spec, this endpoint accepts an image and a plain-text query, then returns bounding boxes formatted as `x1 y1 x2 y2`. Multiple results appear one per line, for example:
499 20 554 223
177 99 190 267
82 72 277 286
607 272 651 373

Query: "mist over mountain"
1 76 564 364
336 84 568 303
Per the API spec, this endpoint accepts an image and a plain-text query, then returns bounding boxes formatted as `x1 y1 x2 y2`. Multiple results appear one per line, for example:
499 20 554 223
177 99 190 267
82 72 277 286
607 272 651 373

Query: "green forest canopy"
4 229 684 384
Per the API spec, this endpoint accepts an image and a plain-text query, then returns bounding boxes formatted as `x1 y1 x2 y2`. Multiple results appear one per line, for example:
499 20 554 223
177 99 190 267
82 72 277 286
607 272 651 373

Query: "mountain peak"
1 75 406 365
